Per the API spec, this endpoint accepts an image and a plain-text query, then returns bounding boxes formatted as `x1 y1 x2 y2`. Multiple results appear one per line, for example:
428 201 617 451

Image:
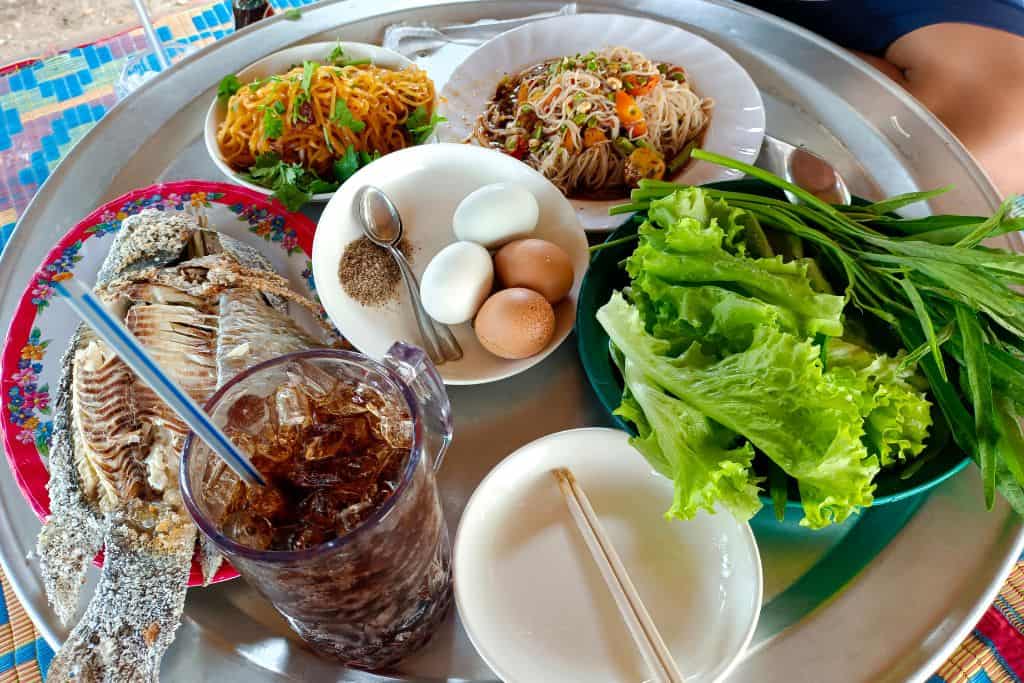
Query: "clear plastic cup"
181 346 452 670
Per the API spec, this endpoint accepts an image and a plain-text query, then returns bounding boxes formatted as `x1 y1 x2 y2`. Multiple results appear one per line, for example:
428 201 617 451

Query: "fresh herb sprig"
331 100 365 133
242 145 379 211
327 43 372 67
261 101 285 139
609 149 1024 513
301 60 318 93
405 105 446 144
217 74 242 102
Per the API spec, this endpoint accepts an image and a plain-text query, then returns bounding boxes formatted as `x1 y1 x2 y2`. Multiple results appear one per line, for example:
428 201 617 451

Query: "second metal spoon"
758 135 852 206
356 185 463 365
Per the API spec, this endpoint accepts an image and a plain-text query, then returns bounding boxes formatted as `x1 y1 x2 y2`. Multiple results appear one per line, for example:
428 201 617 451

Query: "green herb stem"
589 234 640 254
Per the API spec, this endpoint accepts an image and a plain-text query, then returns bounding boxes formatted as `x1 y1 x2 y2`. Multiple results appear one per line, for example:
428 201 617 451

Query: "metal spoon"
758 135 852 206
356 185 463 365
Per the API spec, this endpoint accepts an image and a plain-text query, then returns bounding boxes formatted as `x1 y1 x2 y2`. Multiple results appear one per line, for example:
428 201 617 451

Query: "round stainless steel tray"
1 1 1021 681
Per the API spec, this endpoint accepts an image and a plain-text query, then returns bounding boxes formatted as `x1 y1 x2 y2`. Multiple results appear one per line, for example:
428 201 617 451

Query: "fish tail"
46 506 195 683
198 534 224 586
37 509 104 626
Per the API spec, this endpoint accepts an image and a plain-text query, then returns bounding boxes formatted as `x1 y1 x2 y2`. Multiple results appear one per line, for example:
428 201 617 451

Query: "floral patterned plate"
0 180 322 586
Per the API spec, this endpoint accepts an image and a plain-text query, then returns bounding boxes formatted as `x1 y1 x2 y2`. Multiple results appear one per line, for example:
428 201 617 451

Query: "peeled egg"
493 239 575 303
474 288 556 360
453 183 540 248
420 241 494 325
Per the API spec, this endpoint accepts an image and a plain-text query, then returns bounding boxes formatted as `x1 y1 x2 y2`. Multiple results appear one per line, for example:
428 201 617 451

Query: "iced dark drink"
181 347 453 670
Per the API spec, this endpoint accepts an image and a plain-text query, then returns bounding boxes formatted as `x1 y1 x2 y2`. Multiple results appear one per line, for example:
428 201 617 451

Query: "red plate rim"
0 180 318 586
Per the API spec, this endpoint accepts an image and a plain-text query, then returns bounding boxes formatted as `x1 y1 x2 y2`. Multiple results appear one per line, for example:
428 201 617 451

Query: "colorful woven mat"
0 0 313 250
0 2 1023 681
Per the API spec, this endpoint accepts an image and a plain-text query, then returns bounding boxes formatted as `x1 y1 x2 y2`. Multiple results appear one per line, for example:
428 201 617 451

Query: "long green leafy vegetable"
601 150 1024 526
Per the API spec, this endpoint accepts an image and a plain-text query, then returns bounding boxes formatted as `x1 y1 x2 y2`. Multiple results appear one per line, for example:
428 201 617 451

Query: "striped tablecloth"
0 2 1022 680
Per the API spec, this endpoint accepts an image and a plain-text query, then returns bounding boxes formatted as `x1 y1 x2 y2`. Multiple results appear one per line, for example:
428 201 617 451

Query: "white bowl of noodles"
204 41 441 210
438 14 766 231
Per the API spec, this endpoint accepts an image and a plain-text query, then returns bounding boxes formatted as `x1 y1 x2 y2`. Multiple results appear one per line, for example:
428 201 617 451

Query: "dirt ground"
0 0 207 65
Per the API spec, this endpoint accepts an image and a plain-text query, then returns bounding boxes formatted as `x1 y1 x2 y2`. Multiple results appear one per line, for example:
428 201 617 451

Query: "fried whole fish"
37 209 326 682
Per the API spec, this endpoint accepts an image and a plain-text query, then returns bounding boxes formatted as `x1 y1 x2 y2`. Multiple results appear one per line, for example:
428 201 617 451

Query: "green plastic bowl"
575 179 970 509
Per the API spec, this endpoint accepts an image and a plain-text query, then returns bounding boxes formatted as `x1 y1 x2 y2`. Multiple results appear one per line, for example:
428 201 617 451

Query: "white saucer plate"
454 428 763 683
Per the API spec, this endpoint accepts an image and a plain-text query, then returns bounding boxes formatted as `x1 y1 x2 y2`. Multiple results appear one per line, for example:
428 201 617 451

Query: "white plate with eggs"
312 143 589 385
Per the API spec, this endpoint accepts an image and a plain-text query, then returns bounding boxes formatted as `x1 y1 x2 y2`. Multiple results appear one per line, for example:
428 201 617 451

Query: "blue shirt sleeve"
740 0 1024 54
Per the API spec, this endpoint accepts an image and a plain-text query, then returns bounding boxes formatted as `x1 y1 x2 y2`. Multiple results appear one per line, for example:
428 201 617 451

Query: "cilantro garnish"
273 182 313 213
240 144 384 212
244 152 284 179
263 108 283 139
217 74 242 103
334 145 360 182
405 105 446 144
290 93 309 124
242 153 338 212
327 43 372 67
331 100 366 133
301 60 319 93
283 8 302 19
307 179 338 194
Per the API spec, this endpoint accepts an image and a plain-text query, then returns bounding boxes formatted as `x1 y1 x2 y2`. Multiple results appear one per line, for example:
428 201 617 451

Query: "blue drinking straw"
54 278 266 487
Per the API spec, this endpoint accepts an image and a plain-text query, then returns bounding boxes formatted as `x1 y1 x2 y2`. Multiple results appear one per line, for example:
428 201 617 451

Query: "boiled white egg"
452 183 539 248
420 241 494 325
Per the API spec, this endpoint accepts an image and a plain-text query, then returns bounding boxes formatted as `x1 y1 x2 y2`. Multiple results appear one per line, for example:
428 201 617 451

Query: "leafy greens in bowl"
578 158 1024 529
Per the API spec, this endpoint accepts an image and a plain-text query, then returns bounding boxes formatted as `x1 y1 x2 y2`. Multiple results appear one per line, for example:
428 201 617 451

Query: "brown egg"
493 239 575 304
474 288 556 360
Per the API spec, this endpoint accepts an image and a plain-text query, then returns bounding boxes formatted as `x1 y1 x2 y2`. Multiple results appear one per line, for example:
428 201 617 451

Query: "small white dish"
311 143 589 386
454 428 763 683
439 13 767 231
204 41 428 203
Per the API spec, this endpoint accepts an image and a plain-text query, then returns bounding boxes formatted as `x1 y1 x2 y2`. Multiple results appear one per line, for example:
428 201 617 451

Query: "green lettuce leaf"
826 340 932 467
612 345 762 521
630 273 802 356
599 292 878 528
631 189 846 338
647 187 755 256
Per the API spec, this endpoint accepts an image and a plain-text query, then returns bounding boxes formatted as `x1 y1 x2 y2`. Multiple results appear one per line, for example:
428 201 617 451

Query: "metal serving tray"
1 1 1021 681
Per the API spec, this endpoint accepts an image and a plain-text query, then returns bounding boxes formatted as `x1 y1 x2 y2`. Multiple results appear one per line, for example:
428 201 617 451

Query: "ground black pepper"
339 236 413 307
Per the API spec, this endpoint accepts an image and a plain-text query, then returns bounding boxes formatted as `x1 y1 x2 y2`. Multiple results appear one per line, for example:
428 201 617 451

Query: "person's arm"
854 23 1024 197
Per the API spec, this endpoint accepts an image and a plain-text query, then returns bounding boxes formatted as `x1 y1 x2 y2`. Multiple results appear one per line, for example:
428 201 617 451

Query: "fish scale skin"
38 328 105 626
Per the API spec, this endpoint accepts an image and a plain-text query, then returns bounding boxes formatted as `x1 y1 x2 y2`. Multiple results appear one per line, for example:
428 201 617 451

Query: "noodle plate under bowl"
204 42 436 204
438 14 766 231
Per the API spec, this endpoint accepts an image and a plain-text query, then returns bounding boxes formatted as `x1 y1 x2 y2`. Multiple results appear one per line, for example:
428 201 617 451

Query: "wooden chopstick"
552 467 686 683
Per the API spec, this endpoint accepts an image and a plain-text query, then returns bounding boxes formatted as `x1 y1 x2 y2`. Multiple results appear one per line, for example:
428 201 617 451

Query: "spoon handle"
389 246 447 365
433 316 464 362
